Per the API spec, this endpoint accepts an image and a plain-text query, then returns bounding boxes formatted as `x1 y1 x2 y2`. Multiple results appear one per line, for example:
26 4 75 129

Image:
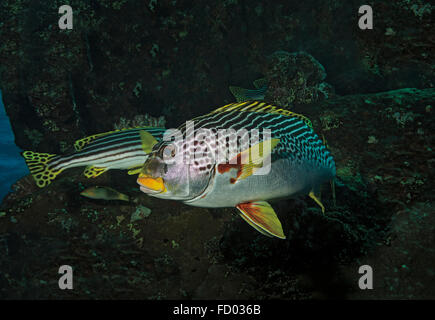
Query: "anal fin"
83 165 108 178
236 201 286 239
309 185 325 214
239 213 273 237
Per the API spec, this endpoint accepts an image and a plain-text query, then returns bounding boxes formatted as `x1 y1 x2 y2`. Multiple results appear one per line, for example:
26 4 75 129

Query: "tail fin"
21 151 63 188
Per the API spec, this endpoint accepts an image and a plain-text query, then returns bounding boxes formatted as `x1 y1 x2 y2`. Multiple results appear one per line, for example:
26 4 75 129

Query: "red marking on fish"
217 154 243 184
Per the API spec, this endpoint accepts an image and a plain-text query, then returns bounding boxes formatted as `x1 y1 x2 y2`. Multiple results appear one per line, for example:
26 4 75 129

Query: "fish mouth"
137 174 167 194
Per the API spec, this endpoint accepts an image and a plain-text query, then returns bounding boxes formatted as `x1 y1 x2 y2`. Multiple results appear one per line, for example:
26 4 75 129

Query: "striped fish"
22 127 166 188
137 101 336 239
229 78 268 102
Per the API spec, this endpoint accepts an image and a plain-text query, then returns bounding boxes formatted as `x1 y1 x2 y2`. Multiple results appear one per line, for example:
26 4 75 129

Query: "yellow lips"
137 174 166 193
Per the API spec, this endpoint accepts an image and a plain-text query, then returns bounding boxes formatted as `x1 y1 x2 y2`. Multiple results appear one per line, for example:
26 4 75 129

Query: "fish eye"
162 144 176 159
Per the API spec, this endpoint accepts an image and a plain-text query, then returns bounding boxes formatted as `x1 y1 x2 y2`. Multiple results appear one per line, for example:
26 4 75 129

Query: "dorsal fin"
210 101 313 129
74 126 162 151
74 130 120 151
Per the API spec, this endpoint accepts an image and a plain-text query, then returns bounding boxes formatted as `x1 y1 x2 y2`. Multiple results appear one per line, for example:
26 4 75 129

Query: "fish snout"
137 173 166 193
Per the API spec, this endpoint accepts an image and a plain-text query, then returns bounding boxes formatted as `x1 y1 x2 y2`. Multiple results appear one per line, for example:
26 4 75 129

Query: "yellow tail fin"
21 151 63 188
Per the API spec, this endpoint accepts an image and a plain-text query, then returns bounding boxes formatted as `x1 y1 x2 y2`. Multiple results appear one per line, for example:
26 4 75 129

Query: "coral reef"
263 51 335 107
114 114 166 130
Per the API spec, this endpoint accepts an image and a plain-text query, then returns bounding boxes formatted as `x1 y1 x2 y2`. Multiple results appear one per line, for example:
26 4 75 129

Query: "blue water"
0 90 29 202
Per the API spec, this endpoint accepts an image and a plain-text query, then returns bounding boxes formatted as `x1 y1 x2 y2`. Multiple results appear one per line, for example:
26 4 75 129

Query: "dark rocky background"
0 0 434 299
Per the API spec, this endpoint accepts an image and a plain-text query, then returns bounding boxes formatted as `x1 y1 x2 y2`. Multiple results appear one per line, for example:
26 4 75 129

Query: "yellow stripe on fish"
211 101 313 129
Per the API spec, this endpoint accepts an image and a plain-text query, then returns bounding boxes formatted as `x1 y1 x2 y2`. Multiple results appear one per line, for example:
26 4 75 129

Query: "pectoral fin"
139 130 158 153
236 201 286 239
221 138 280 183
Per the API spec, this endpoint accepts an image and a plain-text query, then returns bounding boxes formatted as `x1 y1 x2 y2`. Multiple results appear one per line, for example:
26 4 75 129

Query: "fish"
229 78 268 102
22 127 166 188
80 186 129 201
137 101 336 239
